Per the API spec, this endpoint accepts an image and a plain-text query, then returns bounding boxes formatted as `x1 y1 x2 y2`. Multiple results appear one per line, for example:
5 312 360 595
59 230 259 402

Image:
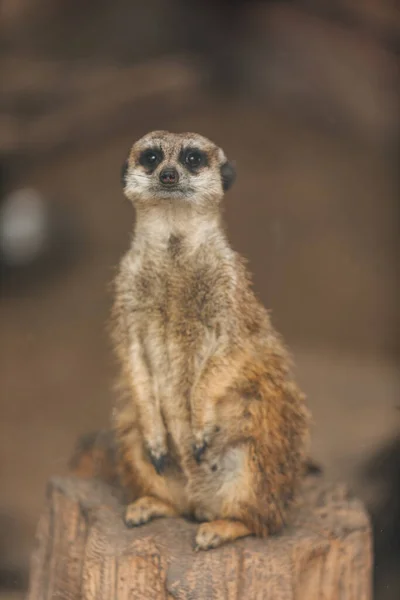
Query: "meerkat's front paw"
145 439 169 475
192 425 220 463
192 439 208 463
148 449 168 475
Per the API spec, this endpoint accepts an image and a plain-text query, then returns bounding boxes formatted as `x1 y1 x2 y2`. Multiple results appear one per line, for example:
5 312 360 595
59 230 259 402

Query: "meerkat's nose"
159 167 179 185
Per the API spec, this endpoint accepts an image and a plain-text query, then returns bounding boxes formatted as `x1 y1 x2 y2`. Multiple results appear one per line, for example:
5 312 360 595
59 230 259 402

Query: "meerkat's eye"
139 149 163 170
180 148 207 171
186 151 203 167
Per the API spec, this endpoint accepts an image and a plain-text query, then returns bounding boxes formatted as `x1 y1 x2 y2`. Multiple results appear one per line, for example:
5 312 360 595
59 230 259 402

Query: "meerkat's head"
121 131 236 211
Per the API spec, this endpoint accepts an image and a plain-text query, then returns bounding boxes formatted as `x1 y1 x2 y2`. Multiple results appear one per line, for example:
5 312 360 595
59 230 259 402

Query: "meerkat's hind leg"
194 520 252 551
124 496 178 528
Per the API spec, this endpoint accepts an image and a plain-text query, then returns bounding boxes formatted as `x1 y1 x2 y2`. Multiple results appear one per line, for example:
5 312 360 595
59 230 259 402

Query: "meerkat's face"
121 131 236 209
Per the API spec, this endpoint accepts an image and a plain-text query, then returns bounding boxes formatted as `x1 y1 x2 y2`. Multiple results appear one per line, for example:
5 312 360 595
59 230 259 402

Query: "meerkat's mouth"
151 185 195 199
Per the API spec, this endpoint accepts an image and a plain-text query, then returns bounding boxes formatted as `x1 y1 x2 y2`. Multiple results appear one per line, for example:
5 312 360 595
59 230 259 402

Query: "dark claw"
148 449 168 474
193 441 208 464
125 518 135 528
125 517 146 528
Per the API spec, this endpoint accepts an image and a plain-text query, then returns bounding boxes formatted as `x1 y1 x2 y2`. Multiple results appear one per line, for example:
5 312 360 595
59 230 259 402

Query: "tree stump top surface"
27 474 372 599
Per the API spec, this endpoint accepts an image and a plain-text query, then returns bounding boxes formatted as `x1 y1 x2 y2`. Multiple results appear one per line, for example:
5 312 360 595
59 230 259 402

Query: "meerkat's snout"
159 167 179 186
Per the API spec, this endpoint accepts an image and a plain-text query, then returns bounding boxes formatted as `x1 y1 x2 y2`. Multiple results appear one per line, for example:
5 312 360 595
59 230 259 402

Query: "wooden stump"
26 471 372 599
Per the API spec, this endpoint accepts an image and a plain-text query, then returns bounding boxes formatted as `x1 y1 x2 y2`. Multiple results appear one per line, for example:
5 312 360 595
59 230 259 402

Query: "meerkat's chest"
133 254 222 323
128 256 225 374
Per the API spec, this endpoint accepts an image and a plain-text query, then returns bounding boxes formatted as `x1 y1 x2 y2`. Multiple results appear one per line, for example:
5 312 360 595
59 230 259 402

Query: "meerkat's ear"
220 160 236 192
121 158 129 188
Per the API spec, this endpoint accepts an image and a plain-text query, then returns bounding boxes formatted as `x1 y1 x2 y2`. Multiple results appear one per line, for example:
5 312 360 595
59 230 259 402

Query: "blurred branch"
0 54 204 158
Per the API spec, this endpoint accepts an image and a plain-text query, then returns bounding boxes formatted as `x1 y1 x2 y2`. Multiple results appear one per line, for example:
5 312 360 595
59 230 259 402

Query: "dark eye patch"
138 148 163 172
179 147 208 172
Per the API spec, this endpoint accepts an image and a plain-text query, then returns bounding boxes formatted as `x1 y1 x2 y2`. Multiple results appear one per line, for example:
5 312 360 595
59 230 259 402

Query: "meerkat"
110 130 310 551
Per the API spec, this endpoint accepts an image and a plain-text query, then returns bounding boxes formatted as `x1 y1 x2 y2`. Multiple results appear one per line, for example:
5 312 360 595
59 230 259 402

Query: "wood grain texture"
26 474 373 599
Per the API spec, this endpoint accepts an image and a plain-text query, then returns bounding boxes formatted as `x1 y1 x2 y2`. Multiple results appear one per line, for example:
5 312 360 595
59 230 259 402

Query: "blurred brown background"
0 1 399 598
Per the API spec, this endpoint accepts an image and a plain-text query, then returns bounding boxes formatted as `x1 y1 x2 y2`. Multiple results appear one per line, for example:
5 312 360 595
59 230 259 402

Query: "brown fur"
110 130 310 550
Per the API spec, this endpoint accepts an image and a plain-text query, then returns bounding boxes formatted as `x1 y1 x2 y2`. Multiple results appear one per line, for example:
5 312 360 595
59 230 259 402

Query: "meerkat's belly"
136 291 219 452
142 310 218 403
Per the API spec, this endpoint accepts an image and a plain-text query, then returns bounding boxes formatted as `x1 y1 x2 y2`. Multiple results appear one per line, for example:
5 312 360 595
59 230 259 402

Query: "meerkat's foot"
124 496 177 528
194 519 252 551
